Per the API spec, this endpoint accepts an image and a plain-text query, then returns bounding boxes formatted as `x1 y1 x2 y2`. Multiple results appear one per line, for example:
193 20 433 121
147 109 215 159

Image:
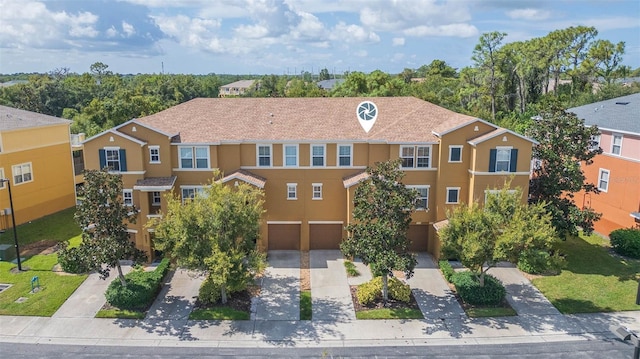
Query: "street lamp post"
0 178 21 271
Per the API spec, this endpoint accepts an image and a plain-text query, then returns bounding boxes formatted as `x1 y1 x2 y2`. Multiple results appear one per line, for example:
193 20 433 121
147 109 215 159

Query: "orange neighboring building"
0 106 77 228
82 97 537 260
568 93 640 235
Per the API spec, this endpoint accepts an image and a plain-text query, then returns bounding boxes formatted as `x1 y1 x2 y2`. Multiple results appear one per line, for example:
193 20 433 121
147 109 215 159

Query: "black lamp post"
1 178 21 271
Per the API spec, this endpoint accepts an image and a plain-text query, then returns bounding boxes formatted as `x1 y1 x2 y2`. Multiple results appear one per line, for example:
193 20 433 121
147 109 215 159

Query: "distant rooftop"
567 93 640 134
220 80 255 88
316 79 345 90
0 105 71 131
0 80 28 87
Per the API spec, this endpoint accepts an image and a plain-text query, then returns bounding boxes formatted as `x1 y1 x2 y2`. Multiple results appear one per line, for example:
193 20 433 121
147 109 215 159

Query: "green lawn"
0 207 81 246
355 307 424 320
95 308 145 319
300 290 312 320
533 232 640 314
189 307 250 320
0 256 87 316
466 306 517 318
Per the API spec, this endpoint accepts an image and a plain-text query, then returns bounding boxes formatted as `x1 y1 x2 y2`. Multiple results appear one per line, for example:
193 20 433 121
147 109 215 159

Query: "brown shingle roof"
342 171 370 188
134 97 477 144
0 105 71 131
133 176 177 190
221 169 266 188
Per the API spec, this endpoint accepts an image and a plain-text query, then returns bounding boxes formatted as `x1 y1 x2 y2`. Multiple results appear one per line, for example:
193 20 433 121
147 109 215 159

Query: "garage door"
407 225 428 252
310 224 344 249
268 224 300 250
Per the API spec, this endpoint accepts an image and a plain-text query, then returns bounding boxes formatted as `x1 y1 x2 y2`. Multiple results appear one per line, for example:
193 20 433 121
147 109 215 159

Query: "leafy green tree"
153 173 265 304
71 169 147 286
340 160 418 302
440 184 558 286
528 103 602 237
583 39 626 84
318 68 330 81
472 31 507 120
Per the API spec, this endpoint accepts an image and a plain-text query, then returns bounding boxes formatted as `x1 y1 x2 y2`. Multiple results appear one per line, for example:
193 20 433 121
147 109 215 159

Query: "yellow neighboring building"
0 106 77 228
82 97 536 260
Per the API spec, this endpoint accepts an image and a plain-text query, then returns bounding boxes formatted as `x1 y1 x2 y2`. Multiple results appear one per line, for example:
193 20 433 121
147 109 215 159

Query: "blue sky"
1 0 639 75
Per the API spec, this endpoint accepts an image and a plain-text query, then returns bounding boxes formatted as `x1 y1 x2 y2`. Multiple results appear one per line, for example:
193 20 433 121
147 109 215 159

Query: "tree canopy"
340 159 418 302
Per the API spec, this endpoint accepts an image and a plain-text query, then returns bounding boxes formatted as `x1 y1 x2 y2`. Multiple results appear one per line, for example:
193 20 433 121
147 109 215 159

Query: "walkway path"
145 269 203 321
310 250 355 321
52 264 132 318
252 250 300 321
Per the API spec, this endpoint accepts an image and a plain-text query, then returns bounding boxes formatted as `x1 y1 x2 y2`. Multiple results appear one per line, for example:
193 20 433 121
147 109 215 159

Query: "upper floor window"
338 144 352 166
149 146 160 164
400 146 431 168
407 185 429 210
283 145 298 167
598 169 610 192
12 162 33 184
181 186 204 203
446 187 460 204
179 146 209 169
123 189 133 206
99 148 127 172
489 147 518 173
311 144 325 167
588 135 601 151
449 145 462 163
312 183 323 200
611 134 623 155
287 183 297 200
151 191 161 206
257 144 272 167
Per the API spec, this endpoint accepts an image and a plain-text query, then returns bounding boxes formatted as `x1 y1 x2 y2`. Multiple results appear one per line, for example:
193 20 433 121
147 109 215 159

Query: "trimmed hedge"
357 276 411 305
105 258 170 310
451 271 505 306
438 260 455 283
58 246 93 274
610 228 640 259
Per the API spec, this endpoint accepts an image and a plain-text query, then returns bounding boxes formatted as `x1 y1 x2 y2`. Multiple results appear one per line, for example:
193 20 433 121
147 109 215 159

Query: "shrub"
438 260 455 282
610 228 640 259
198 275 222 305
451 271 505 306
105 258 170 310
356 276 411 305
57 246 93 274
344 260 360 277
517 250 565 275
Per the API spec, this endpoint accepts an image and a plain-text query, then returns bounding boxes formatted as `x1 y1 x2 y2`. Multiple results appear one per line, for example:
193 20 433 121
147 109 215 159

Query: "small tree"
340 160 418 302
152 173 265 304
70 169 147 286
440 184 558 286
528 103 602 237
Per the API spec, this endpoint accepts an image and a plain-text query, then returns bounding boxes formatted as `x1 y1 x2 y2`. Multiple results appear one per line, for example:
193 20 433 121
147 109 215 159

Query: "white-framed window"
400 145 431 168
446 187 460 204
105 148 121 171
311 144 325 167
149 145 160 164
338 144 352 167
123 189 133 206
181 186 205 203
407 185 429 210
611 134 623 155
312 183 323 200
495 147 511 172
257 144 272 167
283 144 298 167
287 183 297 200
151 191 162 206
449 145 463 163
179 146 209 169
588 135 601 151
598 169 610 192
0 168 4 189
12 162 33 184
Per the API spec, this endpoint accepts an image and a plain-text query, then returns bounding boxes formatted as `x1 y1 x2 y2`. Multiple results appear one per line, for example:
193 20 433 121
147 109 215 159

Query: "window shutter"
510 149 518 172
99 149 106 169
119 149 127 172
488 149 496 172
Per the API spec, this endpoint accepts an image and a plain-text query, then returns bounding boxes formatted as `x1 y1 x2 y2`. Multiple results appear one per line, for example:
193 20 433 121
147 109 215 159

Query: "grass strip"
300 290 312 320
356 307 423 320
189 307 250 320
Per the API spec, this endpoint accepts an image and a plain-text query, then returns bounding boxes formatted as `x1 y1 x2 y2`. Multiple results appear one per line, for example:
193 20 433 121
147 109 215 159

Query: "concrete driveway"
252 250 300 320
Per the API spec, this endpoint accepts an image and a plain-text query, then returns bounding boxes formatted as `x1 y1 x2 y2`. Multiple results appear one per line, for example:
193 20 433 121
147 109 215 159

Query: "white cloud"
106 26 118 38
152 14 220 47
122 21 136 37
403 23 478 38
507 8 551 21
354 50 368 57
331 22 380 43
359 0 472 32
392 37 405 46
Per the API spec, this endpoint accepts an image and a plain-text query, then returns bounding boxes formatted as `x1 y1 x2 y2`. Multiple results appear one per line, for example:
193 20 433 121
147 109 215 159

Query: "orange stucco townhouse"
82 97 537 260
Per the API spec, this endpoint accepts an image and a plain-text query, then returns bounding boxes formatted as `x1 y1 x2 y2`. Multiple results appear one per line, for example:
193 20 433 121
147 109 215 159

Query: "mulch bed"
193 288 254 313
20 240 59 257
349 285 420 312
